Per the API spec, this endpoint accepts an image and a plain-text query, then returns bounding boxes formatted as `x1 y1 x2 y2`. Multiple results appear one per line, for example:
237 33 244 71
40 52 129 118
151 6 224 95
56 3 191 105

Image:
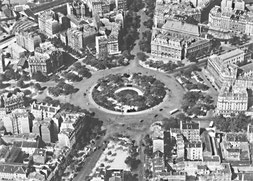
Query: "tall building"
185 141 203 161
10 109 30 135
28 42 63 75
38 10 61 37
96 35 108 59
16 30 42 52
217 86 248 115
2 92 25 113
95 25 120 59
67 28 84 51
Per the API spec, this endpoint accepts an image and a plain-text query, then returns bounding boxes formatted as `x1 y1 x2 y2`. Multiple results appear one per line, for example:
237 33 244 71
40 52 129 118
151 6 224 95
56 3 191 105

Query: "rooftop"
226 133 248 142
219 49 244 61
162 20 199 36
181 121 199 130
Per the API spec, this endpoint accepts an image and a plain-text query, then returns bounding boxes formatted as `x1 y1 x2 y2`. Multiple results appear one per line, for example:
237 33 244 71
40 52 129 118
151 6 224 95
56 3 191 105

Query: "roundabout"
89 73 169 115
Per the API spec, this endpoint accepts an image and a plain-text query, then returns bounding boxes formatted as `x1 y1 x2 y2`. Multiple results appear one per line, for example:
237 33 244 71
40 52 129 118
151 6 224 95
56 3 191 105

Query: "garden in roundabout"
91 73 168 113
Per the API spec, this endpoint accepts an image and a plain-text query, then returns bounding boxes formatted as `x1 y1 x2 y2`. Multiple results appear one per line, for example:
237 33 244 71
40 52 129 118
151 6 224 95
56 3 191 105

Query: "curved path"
115 87 144 95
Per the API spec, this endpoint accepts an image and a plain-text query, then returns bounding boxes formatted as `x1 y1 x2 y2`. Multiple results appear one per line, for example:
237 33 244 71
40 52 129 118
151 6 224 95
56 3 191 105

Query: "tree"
125 156 141 170
23 89 32 96
136 52 148 61
32 71 48 82
13 88 21 94
17 80 25 88
4 69 16 80
34 83 41 90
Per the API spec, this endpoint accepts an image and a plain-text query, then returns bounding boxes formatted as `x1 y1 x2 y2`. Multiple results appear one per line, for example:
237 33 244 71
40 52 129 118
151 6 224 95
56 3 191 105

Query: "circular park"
90 73 169 115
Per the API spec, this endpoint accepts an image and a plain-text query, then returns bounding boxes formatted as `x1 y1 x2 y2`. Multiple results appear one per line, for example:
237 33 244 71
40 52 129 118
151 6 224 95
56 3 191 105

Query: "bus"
170 109 179 115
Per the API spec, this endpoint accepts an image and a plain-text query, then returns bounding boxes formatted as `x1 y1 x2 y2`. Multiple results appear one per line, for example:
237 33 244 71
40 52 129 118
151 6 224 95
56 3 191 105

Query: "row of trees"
48 81 78 97
82 54 130 70
139 30 152 53
119 10 140 52
181 92 215 116
144 60 181 72
214 113 252 132
43 96 92 115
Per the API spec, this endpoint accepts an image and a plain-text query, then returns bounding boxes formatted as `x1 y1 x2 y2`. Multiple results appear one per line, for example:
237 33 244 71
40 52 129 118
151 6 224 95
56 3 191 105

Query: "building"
208 0 253 36
186 141 203 160
33 119 58 143
10 109 30 134
95 35 108 59
16 29 41 52
2 92 25 113
0 163 27 180
154 0 201 27
95 24 120 59
217 86 248 115
175 134 185 160
38 10 61 37
247 124 253 143
14 140 39 155
153 138 164 153
8 43 26 59
105 169 124 181
28 42 63 75
33 149 46 164
180 121 200 141
206 49 245 88
151 20 211 62
0 50 5 73
67 28 84 51
155 171 186 181
221 133 250 164
198 163 232 181
30 102 60 121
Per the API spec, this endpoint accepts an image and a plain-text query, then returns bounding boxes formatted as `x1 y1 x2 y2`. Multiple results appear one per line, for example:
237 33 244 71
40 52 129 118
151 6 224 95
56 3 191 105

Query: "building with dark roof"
180 121 200 141
2 92 25 113
186 141 203 161
33 148 46 164
31 101 60 120
0 163 27 180
28 42 63 75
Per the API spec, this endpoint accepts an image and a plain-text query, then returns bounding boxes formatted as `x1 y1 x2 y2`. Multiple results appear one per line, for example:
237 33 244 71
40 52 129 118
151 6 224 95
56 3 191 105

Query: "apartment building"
38 10 61 37
208 0 253 35
217 86 248 115
28 42 63 75
2 92 25 113
16 30 41 52
30 101 60 121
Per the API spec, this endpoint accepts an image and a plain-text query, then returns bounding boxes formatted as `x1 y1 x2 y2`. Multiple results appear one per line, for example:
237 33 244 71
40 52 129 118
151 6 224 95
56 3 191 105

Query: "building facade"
38 10 61 37
16 30 42 52
186 141 203 161
28 42 63 75
217 87 248 115
2 92 25 113
30 102 60 121
208 0 253 35
11 109 30 134
180 121 200 141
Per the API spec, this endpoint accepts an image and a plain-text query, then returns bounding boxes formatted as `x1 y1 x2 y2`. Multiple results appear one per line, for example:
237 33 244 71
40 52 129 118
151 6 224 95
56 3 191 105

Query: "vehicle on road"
170 109 179 115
